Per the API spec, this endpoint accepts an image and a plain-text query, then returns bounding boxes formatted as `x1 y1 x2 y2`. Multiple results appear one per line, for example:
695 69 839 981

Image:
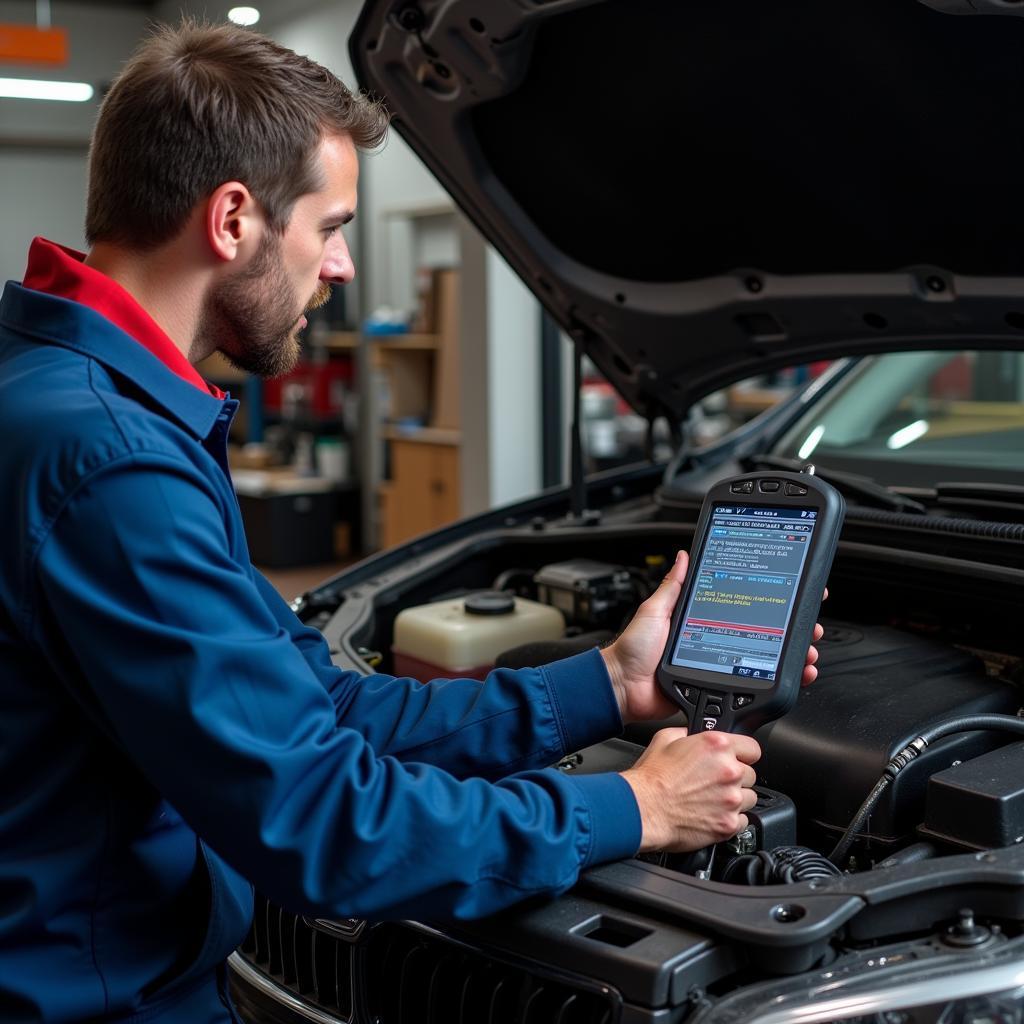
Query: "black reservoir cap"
464 591 516 616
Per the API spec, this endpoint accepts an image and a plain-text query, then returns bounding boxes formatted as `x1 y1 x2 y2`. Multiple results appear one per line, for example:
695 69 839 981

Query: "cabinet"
378 430 461 548
372 266 462 548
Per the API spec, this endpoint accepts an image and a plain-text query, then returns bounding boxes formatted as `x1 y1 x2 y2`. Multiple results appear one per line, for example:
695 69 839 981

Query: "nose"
321 231 355 285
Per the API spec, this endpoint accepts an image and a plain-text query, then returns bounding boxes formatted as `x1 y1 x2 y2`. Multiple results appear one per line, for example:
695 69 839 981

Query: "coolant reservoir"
392 590 564 680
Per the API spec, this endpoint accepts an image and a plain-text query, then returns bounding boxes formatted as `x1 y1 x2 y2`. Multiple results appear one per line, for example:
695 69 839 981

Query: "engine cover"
755 620 1020 849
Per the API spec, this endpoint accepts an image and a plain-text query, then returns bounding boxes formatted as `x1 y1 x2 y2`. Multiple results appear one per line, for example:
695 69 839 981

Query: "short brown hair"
86 20 388 249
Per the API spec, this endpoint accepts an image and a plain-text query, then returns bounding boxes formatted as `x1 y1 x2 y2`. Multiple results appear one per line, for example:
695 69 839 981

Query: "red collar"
23 237 224 399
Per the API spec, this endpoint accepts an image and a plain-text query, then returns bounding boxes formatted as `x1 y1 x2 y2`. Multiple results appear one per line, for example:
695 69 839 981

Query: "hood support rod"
570 341 588 522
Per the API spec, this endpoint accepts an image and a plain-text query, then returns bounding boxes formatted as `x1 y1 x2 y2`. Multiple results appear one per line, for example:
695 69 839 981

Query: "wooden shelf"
322 331 359 351
372 267 461 549
370 333 440 352
381 426 462 446
322 332 440 355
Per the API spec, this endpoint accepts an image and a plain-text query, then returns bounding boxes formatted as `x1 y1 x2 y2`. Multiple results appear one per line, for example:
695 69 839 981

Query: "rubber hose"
830 714 1024 867
829 774 893 867
722 846 842 885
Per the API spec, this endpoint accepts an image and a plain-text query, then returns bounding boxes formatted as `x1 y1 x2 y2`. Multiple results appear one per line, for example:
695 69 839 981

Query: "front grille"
364 923 616 1024
239 892 353 1018
237 895 618 1024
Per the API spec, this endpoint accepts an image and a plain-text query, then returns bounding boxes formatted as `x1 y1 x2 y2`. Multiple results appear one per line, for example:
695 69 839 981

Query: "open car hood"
350 0 1024 422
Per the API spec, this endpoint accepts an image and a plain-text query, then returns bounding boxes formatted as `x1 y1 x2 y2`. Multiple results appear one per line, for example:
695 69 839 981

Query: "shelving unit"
372 265 462 548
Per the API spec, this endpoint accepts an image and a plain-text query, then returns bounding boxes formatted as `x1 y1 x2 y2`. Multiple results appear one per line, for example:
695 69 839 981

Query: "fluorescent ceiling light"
798 424 826 460
228 6 260 25
0 77 93 102
886 419 929 450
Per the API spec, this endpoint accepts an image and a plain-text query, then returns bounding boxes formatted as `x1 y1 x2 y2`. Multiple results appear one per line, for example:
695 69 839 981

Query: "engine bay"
229 511 1024 1024
327 532 1024 901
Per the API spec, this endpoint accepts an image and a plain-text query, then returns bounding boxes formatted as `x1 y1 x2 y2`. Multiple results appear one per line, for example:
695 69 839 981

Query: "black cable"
491 568 535 595
722 846 842 885
829 713 1024 866
828 772 896 868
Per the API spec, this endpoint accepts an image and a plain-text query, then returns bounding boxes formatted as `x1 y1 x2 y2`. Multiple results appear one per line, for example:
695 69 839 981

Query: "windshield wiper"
746 455 928 514
934 482 1024 519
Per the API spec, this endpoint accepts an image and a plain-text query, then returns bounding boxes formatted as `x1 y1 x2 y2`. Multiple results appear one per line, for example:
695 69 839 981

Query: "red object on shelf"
263 359 354 418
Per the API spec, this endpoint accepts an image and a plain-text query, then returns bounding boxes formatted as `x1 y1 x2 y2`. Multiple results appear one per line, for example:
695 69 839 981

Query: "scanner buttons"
730 478 806 494
674 685 699 706
732 694 754 709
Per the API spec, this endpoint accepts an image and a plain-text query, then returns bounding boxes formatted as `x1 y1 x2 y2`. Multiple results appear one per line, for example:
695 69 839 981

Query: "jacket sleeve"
32 455 641 921
250 569 625 780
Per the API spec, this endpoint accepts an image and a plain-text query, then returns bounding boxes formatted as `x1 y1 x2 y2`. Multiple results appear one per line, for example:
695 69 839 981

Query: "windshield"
773 351 1024 488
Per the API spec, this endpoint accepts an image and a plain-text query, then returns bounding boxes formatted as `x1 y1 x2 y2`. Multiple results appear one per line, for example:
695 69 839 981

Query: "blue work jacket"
0 281 641 1022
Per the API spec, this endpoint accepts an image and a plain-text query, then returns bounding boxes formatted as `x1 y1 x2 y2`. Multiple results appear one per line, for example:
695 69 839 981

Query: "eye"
323 225 342 238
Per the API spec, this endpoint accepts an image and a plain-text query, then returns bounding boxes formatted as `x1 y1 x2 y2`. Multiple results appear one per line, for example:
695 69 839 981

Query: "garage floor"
259 560 354 602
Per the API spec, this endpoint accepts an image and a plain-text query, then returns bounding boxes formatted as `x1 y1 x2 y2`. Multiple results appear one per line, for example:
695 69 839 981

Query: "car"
227 1 1024 1022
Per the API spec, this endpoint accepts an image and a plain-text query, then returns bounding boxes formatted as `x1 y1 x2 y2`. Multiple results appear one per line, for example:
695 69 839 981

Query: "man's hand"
621 728 761 852
601 550 826 724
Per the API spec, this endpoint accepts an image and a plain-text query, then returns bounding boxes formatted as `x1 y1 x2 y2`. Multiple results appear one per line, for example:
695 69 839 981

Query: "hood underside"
350 0 1024 421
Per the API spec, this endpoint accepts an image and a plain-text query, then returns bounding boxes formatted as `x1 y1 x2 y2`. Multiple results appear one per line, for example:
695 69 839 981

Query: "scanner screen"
670 504 817 680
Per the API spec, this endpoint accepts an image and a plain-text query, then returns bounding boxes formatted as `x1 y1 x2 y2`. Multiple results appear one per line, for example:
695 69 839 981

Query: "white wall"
0 0 152 282
487 248 541 505
0 148 88 282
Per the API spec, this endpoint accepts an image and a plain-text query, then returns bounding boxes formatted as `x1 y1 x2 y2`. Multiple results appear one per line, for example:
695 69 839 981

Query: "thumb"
642 550 689 615
647 725 690 751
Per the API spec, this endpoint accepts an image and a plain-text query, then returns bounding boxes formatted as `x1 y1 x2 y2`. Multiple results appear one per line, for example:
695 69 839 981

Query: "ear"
205 181 262 263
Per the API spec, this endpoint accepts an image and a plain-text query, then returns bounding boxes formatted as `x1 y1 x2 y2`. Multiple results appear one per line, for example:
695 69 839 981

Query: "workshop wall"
0 0 151 282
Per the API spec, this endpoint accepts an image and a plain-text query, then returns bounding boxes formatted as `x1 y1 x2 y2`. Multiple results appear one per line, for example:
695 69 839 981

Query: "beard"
198 233 333 380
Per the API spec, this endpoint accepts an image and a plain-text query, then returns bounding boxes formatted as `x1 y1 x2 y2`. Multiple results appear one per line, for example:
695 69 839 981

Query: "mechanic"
0 21 823 1023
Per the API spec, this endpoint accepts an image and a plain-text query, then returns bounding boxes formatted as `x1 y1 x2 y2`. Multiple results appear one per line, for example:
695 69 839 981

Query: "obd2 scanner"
658 468 845 736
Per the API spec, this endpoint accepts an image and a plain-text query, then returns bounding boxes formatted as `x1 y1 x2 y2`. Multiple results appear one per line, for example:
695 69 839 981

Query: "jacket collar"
0 281 225 440
22 237 222 398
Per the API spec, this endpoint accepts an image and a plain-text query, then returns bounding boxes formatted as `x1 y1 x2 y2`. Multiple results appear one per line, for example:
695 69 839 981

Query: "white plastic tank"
392 590 565 680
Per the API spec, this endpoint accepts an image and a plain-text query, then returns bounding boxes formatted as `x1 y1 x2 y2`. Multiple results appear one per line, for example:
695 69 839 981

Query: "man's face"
202 133 359 378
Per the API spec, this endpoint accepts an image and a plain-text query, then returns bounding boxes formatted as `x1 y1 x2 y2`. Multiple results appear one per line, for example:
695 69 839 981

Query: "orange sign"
0 25 68 65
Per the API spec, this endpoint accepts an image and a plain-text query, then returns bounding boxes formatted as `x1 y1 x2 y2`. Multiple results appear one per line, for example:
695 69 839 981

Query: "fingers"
651 726 690 748
626 728 762 852
802 635 822 687
731 735 762 765
823 587 829 602
813 622 824 643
